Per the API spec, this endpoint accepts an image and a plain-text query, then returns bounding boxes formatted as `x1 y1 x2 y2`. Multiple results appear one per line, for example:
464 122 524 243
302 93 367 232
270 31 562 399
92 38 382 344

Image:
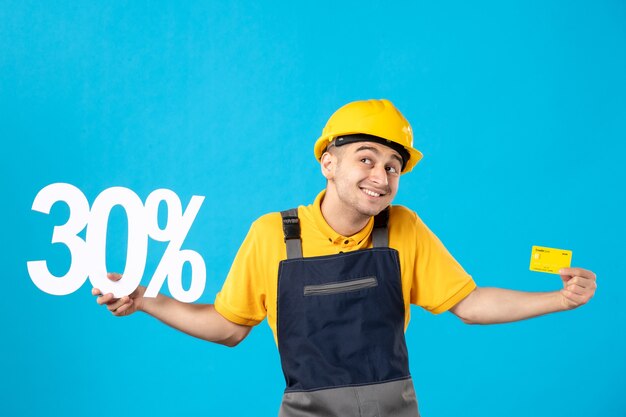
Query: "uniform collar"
311 190 374 248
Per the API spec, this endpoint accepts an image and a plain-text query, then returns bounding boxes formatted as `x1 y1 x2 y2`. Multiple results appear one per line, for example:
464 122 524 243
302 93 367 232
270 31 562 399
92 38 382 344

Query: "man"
94 99 597 416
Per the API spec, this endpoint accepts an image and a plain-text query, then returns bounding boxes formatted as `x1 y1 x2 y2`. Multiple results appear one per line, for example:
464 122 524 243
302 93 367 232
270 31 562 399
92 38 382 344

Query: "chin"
356 204 388 217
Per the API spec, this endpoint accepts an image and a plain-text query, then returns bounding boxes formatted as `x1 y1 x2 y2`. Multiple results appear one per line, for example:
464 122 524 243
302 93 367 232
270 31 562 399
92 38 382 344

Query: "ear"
320 151 336 180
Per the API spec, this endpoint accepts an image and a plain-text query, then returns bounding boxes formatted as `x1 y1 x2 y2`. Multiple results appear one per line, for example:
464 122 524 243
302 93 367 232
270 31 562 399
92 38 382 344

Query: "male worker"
94 99 597 417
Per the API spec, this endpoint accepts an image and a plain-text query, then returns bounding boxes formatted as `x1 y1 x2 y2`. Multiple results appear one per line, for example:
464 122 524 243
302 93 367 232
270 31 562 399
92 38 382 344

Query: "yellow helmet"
314 99 423 173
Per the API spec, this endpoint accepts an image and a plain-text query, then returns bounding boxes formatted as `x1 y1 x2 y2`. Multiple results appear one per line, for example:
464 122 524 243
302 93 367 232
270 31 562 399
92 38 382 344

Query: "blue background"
2 1 625 416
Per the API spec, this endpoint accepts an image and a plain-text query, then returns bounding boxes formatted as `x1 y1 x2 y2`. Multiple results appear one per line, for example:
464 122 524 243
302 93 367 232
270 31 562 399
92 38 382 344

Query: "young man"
94 99 597 417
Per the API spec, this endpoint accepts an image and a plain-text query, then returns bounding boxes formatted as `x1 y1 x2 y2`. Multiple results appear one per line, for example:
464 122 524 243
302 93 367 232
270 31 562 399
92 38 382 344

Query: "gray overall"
277 208 420 417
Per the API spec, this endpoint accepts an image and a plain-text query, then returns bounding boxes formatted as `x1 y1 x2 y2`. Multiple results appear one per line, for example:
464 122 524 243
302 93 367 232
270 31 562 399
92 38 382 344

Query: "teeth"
363 189 381 197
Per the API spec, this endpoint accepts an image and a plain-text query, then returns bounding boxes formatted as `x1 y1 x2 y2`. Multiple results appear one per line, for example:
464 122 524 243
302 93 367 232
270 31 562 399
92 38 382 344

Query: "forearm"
140 294 251 346
452 287 566 325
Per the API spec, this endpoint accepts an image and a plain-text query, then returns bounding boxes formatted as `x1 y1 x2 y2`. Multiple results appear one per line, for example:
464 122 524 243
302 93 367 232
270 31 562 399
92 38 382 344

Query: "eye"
386 165 399 174
360 158 372 165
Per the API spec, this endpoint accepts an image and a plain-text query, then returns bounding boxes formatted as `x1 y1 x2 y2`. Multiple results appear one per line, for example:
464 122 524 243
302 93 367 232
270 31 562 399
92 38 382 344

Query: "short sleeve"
214 220 269 326
389 206 476 314
396 208 476 314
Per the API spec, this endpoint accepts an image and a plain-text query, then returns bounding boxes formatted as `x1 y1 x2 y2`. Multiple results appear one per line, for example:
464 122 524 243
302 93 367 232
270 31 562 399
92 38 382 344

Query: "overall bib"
277 208 420 417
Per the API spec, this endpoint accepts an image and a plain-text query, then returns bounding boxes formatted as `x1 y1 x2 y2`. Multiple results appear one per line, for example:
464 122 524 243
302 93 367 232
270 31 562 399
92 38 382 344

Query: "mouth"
360 187 387 198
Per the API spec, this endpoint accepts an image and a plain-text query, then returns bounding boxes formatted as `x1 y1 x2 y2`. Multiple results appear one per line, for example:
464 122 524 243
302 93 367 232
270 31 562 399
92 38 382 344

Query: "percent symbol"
144 189 206 302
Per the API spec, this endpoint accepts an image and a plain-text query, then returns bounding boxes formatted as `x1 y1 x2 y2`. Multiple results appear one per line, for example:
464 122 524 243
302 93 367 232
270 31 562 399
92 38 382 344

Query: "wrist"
133 285 148 312
553 290 571 312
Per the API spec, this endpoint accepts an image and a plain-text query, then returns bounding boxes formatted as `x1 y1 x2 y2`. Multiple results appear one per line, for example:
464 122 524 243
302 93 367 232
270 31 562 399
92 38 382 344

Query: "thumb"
559 269 573 283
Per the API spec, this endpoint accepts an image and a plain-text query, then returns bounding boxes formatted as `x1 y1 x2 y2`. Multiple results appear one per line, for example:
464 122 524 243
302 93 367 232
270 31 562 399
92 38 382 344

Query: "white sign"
27 183 206 302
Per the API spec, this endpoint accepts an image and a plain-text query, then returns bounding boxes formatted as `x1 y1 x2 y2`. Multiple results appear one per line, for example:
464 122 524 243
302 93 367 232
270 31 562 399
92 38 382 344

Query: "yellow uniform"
215 191 476 343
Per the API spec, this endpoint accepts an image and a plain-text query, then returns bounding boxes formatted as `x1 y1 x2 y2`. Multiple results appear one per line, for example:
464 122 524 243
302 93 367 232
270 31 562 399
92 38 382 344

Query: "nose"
369 163 388 186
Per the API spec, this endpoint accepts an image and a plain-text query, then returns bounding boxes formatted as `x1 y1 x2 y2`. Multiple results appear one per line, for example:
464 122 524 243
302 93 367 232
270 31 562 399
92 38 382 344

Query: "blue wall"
2 1 624 415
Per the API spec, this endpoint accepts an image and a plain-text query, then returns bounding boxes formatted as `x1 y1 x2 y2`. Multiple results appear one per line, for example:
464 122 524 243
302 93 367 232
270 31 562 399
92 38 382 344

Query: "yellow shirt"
215 191 476 343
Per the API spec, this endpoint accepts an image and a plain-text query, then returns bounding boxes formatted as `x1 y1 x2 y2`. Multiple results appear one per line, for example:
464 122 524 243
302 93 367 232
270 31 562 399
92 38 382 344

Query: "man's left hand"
559 267 597 310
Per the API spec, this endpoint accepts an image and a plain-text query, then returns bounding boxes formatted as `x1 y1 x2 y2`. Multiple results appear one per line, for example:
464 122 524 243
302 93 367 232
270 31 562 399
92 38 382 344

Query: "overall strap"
280 208 302 259
281 206 390 258
372 206 390 248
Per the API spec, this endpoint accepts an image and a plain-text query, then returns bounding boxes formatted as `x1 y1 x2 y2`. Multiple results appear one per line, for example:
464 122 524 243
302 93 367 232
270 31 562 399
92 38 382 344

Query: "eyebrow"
355 145 403 166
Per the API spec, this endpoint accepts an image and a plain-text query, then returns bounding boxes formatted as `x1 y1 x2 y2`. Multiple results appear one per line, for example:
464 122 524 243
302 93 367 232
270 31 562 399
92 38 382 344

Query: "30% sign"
27 183 206 302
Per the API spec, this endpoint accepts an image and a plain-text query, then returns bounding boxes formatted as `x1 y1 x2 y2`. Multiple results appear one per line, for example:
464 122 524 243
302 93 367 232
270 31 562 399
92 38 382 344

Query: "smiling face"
321 141 402 227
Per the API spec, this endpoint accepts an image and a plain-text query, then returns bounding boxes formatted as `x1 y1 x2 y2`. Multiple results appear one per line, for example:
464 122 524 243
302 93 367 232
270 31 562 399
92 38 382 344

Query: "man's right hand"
92 272 145 317
91 272 252 346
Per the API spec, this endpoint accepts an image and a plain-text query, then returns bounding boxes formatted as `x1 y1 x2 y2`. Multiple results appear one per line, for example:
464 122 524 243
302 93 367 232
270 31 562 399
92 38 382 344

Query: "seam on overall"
283 375 413 394
279 248 399 265
353 386 363 417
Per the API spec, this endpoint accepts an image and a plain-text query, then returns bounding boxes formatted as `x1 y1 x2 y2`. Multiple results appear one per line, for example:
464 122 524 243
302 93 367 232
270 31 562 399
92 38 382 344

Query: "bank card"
529 246 572 274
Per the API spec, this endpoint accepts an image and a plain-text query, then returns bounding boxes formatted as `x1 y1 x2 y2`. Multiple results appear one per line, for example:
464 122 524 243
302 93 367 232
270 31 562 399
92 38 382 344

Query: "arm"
450 267 597 324
92 273 252 347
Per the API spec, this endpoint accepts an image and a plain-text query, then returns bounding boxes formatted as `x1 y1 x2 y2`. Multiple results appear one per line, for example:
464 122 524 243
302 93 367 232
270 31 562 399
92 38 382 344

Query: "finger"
113 298 134 316
559 268 596 280
92 287 102 296
96 293 116 306
565 276 598 293
107 272 123 282
565 283 589 296
107 296 130 312
565 275 596 289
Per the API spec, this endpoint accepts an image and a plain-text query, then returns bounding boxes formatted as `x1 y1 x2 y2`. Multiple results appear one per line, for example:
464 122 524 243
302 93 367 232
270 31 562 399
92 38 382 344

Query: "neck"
320 188 371 236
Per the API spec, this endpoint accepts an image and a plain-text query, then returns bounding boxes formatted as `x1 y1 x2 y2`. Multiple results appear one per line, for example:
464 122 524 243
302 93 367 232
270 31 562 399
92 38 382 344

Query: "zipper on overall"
303 276 378 296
